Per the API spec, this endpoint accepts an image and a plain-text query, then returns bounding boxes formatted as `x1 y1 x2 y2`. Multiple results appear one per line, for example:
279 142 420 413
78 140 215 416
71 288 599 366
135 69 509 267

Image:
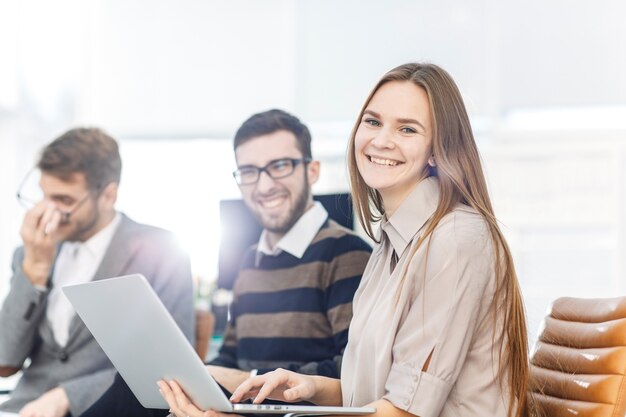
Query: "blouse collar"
381 176 440 256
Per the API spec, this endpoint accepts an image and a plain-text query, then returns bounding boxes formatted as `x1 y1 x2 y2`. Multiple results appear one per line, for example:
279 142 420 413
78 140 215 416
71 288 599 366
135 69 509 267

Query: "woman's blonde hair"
347 63 532 417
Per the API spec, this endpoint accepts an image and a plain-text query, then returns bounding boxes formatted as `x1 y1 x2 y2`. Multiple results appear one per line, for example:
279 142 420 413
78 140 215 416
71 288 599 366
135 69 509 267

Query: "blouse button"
404 399 410 406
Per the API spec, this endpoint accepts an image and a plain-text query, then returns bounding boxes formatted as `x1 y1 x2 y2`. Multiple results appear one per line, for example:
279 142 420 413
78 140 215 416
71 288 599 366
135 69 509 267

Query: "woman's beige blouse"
341 177 509 417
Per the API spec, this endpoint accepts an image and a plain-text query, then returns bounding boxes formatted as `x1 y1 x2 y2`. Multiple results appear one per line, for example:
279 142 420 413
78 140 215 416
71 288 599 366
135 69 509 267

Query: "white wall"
77 0 298 135
481 126 626 340
1 0 626 340
498 0 626 108
293 0 626 122
9 0 622 136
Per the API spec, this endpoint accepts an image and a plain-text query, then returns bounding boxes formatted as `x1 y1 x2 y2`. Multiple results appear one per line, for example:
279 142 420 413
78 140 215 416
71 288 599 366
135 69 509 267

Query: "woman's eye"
364 118 381 127
400 127 417 134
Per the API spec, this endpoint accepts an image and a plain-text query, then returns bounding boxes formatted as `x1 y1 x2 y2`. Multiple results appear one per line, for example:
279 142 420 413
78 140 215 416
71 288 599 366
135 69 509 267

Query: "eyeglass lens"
235 159 303 185
16 168 43 209
16 167 93 222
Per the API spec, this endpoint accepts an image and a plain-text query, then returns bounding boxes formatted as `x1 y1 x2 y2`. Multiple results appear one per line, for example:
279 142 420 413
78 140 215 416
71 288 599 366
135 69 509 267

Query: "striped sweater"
210 219 372 378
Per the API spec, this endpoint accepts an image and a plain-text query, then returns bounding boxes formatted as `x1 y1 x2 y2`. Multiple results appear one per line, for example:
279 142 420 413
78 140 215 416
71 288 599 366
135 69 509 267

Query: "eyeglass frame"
232 157 312 186
16 167 103 223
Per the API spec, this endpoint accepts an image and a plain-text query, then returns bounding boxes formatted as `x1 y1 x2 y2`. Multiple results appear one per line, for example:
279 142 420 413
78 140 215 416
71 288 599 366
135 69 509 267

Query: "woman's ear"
428 155 436 167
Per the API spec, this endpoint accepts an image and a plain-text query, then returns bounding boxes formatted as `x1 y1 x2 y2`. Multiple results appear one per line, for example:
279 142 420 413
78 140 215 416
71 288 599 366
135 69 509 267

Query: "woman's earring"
428 155 436 167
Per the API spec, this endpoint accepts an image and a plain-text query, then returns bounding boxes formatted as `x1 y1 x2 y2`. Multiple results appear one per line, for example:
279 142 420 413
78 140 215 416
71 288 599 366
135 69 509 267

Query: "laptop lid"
63 274 233 411
63 274 375 415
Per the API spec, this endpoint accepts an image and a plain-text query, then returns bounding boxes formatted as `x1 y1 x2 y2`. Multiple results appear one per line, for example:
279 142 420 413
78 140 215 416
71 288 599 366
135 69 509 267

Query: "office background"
1 0 625 343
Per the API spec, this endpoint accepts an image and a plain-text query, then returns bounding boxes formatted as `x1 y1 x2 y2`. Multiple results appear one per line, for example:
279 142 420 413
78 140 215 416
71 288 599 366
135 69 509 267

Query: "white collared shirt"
47 212 122 346
255 201 328 265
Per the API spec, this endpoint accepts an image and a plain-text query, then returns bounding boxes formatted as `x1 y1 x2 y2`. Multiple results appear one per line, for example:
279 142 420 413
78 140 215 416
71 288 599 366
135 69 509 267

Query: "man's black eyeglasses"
233 158 312 185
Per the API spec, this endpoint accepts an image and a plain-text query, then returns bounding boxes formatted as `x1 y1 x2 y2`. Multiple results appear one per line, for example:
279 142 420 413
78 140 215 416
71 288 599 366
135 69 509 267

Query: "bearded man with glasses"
0 128 194 417
211 109 371 394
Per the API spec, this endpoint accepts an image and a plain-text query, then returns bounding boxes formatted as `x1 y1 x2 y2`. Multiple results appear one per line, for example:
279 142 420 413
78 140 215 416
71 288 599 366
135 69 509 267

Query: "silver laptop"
63 274 375 415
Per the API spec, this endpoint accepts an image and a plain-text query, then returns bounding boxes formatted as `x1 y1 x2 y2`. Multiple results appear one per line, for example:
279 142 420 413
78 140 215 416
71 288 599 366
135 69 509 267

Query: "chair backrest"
194 309 215 362
217 193 355 291
530 296 626 417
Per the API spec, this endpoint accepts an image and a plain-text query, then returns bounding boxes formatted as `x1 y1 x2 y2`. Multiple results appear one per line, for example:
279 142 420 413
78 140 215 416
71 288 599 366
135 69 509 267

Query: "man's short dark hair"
37 127 122 191
233 109 312 159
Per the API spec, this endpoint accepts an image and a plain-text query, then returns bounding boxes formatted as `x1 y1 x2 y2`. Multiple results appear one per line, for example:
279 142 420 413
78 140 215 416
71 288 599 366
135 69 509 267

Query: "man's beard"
262 184 309 235
62 205 101 242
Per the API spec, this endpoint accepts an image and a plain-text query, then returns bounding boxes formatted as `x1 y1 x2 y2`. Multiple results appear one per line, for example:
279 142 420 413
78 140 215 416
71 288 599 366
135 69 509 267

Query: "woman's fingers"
158 380 242 417
229 375 266 403
230 373 282 403
252 374 284 404
230 369 315 406
170 380 205 415
157 380 182 415
231 369 298 404
283 385 307 402
168 379 191 406
158 380 199 417
232 387 260 403
172 380 243 417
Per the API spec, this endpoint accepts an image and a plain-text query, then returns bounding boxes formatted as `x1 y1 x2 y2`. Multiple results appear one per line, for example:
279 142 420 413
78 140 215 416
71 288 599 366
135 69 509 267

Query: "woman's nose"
370 129 395 149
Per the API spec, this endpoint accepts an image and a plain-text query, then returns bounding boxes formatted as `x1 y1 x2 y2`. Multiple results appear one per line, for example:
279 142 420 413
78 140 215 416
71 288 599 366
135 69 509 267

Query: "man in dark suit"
0 128 194 417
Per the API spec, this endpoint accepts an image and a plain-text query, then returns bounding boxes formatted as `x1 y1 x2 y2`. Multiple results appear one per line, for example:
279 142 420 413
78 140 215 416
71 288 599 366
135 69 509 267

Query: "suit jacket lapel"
91 214 140 282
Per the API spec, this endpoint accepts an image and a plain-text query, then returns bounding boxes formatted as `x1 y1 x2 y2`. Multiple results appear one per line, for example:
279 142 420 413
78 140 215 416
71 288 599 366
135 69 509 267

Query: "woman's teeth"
370 156 399 166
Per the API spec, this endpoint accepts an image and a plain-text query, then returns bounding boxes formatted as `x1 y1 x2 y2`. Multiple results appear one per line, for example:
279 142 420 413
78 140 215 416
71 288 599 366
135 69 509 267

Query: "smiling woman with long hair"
159 63 533 417
342 63 532 417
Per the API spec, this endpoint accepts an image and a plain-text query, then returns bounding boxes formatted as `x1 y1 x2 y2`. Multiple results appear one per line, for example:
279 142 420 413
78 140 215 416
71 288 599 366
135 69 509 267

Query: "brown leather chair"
530 296 626 417
195 308 215 362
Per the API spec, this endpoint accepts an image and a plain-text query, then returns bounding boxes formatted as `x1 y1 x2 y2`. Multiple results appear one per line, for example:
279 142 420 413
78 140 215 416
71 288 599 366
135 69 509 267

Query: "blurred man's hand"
19 386 69 417
20 202 61 287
